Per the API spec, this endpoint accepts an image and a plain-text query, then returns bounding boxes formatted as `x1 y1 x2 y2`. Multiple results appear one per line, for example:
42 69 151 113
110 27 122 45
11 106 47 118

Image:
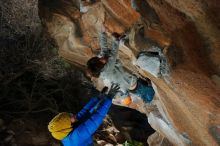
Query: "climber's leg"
131 79 155 103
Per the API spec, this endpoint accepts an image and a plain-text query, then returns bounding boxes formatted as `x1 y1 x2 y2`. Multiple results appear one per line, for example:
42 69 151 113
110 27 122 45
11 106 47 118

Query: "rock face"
39 0 220 145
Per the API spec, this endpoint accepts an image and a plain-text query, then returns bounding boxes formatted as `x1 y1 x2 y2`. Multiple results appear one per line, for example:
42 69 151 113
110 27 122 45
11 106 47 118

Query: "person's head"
87 56 108 78
48 112 77 140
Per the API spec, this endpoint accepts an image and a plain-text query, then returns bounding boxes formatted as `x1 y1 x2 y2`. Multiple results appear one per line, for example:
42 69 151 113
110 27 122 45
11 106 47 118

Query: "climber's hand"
107 83 120 99
101 87 108 94
112 32 121 41
112 32 127 41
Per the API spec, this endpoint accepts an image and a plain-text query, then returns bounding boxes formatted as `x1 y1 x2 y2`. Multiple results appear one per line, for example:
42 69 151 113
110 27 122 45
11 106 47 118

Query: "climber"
48 84 120 146
86 29 155 105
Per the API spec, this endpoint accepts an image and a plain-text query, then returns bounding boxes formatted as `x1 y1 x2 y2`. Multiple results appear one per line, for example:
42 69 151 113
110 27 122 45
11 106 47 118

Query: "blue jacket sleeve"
71 97 112 140
76 97 99 121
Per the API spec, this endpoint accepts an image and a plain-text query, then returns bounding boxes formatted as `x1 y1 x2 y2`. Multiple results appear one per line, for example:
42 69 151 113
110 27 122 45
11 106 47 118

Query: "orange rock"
144 25 171 48
102 0 140 33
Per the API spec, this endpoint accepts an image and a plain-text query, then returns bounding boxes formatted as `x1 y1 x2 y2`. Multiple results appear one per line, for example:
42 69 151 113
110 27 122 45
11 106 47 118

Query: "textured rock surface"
0 0 41 38
39 0 220 145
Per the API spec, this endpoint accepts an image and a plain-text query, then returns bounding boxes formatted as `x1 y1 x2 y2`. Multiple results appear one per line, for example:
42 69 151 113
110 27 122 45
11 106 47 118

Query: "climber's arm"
104 38 119 71
70 97 112 140
76 97 99 121
99 32 109 57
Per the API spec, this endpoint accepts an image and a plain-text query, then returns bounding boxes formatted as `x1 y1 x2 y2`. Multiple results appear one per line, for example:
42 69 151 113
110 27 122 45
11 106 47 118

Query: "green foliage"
123 140 144 146
49 47 58 54
54 57 71 69
0 29 89 117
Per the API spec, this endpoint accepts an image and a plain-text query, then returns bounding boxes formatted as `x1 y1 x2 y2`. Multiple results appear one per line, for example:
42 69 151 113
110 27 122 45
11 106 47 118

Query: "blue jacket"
62 97 112 146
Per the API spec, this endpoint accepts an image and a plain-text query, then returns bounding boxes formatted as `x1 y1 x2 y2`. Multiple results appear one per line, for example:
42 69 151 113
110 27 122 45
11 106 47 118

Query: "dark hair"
87 57 106 77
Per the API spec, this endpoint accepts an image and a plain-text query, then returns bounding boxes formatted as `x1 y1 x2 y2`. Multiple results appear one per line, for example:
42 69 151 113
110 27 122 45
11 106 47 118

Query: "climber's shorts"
131 79 155 103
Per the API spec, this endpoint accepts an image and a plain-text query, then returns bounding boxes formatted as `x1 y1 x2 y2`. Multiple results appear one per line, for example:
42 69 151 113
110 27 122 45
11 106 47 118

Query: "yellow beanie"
48 112 73 140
